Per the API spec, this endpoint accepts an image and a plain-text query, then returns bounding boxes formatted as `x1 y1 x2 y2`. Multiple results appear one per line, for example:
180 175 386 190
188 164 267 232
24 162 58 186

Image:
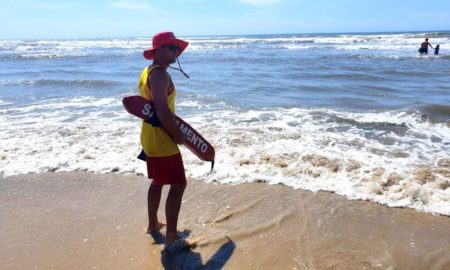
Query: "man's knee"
150 181 164 190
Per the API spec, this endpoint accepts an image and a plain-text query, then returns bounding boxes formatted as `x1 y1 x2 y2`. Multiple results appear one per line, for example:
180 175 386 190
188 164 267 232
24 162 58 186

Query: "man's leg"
165 181 187 245
147 182 165 233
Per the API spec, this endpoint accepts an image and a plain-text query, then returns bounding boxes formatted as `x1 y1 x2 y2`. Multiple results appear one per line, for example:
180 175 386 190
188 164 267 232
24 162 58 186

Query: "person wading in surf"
434 44 440 55
418 38 434 54
138 31 191 251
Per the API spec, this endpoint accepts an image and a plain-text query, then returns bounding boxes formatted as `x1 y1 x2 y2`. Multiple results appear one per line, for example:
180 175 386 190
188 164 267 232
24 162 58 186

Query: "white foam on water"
1 99 449 215
4 33 449 57
3 39 149 59
183 108 450 216
0 96 143 176
279 44 317 50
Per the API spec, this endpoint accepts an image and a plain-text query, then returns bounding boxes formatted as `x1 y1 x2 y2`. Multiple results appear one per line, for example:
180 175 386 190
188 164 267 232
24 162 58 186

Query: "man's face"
159 44 180 64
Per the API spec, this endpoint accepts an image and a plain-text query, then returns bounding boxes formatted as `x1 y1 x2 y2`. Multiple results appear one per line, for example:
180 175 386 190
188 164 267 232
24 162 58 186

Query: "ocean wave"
186 33 450 46
0 52 137 61
418 32 450 38
0 79 120 89
400 32 450 38
1 103 449 216
345 53 449 61
435 54 450 59
0 39 146 60
186 36 317 45
2 33 448 56
187 108 450 216
312 72 386 82
0 96 119 118
276 44 318 50
420 104 450 122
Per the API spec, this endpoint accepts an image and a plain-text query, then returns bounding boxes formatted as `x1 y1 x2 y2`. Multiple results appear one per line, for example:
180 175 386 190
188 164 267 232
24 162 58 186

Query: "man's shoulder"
149 67 169 80
149 65 168 75
148 67 170 89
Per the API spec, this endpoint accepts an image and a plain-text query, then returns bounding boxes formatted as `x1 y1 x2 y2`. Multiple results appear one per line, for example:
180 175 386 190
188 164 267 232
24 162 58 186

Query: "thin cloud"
111 1 155 11
30 2 76 10
238 0 282 7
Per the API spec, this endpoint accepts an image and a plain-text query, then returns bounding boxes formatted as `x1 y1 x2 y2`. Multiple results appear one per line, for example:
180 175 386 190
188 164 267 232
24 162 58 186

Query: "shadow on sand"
150 231 236 270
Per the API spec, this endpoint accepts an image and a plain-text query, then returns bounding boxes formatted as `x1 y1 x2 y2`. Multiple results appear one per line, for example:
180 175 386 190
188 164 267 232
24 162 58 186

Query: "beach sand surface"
1 172 449 270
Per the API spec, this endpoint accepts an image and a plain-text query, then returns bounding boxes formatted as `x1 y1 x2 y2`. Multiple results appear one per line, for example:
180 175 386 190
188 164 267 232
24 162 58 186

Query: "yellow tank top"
138 65 180 157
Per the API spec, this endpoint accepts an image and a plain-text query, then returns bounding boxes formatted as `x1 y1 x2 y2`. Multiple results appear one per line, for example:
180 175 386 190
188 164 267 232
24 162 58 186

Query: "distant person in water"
418 38 433 54
434 44 440 55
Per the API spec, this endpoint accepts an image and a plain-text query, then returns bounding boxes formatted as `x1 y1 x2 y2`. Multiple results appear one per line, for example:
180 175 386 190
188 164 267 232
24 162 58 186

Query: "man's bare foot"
164 238 196 251
146 221 166 234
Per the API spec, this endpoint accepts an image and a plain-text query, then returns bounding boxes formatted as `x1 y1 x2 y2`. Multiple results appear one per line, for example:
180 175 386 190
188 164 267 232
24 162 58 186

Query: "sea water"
1 32 449 215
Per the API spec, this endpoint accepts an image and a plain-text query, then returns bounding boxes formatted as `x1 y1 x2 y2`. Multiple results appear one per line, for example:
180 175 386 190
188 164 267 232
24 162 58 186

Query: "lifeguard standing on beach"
138 31 191 251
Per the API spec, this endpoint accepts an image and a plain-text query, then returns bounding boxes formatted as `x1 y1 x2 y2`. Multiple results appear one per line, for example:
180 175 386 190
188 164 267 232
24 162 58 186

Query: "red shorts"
146 153 187 187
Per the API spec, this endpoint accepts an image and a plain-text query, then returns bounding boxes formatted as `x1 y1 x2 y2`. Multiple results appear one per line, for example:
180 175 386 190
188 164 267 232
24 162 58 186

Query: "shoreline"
1 172 449 269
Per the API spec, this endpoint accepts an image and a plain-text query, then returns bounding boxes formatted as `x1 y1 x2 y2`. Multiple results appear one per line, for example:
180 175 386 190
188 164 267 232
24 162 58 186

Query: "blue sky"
1 0 449 39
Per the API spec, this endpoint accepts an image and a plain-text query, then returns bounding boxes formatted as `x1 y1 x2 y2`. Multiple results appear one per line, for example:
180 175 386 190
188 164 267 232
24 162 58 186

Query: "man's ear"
153 48 160 58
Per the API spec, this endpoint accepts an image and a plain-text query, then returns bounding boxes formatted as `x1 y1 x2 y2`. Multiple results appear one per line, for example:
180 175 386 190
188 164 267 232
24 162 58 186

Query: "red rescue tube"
122 96 215 168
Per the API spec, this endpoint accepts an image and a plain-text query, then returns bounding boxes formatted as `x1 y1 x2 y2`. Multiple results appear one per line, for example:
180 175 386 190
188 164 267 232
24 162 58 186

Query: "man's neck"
153 60 168 69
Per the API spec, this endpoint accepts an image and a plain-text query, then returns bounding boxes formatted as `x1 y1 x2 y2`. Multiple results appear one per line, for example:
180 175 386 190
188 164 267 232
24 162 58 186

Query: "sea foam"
1 97 449 216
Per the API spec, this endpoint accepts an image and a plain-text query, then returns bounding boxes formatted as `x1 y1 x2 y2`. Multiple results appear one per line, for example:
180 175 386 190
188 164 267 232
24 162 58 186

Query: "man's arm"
149 68 185 144
428 42 434 49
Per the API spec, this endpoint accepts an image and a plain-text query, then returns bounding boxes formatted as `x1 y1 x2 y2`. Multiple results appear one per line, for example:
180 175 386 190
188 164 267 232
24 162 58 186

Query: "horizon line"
1 29 449 41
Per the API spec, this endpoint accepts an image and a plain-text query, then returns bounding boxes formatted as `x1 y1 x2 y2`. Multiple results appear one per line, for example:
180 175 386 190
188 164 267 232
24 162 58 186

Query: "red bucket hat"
143 31 189 60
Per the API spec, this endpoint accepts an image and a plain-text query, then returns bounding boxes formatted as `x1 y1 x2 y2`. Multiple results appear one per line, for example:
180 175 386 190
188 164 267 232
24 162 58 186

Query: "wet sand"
1 172 449 270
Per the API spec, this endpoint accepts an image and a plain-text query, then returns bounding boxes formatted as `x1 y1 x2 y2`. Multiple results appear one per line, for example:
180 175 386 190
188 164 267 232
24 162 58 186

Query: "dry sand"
1 172 449 270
